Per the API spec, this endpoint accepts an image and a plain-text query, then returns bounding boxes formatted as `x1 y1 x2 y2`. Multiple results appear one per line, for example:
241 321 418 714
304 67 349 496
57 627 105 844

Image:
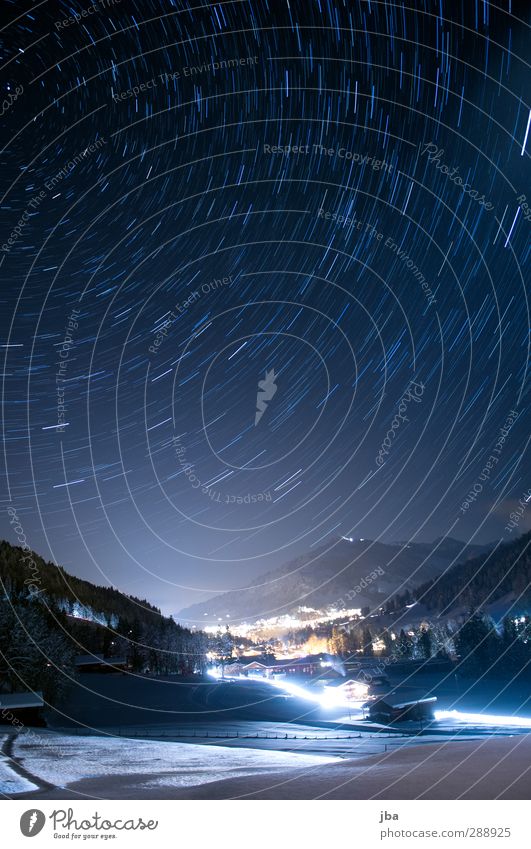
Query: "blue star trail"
0 0 529 614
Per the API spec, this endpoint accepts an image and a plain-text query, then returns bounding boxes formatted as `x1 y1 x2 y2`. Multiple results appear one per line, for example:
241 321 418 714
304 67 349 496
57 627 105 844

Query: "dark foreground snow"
3 729 530 799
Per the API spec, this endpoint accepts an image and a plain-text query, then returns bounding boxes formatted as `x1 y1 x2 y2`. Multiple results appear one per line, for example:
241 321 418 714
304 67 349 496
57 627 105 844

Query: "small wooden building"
364 690 437 724
0 691 45 726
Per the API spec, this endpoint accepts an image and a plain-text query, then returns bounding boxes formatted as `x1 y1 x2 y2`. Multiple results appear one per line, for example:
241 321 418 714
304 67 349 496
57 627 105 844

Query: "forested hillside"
0 540 208 703
407 532 531 615
0 539 160 628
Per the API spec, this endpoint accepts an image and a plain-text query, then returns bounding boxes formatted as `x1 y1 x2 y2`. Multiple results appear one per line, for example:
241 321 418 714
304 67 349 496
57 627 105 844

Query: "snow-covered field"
3 725 531 799
159 735 531 800
0 755 38 795
2 729 340 797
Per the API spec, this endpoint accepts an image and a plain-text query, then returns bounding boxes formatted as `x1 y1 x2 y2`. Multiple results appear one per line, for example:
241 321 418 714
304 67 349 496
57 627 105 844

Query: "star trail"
1 0 529 615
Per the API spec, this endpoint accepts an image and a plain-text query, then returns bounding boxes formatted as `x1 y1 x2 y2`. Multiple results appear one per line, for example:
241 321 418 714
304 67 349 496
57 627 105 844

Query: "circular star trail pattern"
1 0 530 622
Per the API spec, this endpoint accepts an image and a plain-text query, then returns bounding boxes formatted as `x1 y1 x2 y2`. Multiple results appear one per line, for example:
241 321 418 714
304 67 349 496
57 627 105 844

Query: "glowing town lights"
434 710 531 728
203 605 362 641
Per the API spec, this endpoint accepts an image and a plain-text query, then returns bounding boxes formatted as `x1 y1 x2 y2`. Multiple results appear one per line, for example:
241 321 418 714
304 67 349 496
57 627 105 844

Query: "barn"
364 690 437 724
0 691 45 726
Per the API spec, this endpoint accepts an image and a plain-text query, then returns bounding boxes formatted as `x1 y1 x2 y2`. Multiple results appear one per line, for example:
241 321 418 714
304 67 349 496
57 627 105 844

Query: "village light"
347 681 370 699
319 687 351 710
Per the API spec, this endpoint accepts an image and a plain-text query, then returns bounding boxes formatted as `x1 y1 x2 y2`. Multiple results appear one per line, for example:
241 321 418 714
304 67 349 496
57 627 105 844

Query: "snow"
7 724 531 799
12 729 341 793
170 734 531 799
0 757 38 795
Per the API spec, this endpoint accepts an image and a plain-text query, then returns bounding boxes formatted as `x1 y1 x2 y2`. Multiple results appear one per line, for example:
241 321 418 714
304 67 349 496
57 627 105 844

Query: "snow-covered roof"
74 653 104 665
365 689 437 710
0 691 44 709
74 654 127 667
390 696 437 709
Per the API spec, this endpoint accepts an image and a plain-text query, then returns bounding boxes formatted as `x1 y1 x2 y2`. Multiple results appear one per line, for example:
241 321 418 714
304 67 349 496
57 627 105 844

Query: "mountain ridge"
178 536 492 624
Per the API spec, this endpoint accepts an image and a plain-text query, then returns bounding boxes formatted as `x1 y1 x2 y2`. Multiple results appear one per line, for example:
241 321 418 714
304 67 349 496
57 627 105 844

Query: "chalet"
352 668 389 687
0 691 45 726
264 655 325 676
344 660 390 685
363 689 437 724
320 676 372 701
223 654 329 678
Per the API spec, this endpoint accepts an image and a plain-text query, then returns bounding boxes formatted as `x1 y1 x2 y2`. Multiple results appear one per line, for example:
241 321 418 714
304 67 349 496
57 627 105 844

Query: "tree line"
329 611 530 679
0 540 209 704
394 531 530 616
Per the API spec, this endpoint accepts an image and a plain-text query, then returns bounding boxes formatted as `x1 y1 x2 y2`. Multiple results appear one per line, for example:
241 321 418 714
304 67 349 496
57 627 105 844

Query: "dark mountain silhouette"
410 531 531 616
178 536 491 624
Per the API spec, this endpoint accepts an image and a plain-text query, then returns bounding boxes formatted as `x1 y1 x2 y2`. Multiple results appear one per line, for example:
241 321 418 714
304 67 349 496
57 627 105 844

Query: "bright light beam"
435 709 531 728
248 673 359 710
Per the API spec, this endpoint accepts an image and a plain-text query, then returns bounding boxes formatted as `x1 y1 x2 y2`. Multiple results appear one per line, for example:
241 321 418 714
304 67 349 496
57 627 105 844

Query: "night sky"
1 0 529 616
